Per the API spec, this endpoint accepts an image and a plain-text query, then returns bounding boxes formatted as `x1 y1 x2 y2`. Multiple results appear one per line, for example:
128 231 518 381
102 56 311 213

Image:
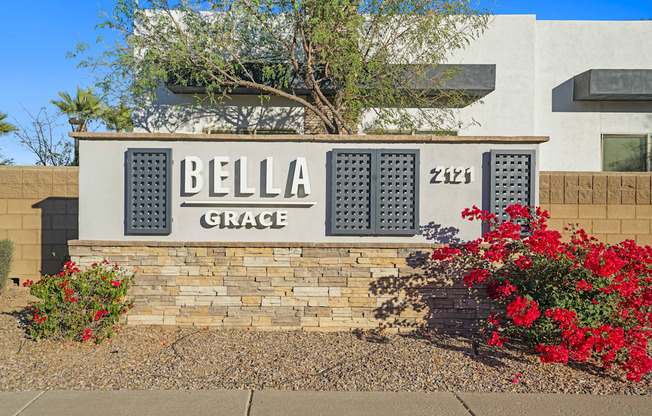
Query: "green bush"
0 239 14 294
24 260 135 342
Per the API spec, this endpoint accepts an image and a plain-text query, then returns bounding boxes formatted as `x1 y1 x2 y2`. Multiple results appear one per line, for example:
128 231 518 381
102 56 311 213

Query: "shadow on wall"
552 78 652 113
419 222 462 244
369 223 493 333
370 248 495 334
32 197 78 276
133 94 304 133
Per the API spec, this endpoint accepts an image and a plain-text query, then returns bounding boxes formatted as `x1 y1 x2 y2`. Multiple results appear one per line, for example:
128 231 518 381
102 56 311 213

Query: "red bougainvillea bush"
432 204 652 382
23 260 134 342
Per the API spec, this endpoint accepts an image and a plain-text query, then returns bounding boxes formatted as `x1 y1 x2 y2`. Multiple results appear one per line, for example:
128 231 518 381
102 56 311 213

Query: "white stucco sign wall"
78 136 543 243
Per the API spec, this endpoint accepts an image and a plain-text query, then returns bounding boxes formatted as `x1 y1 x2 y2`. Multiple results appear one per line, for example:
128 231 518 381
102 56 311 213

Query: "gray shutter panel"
377 150 419 235
331 149 375 235
489 150 536 224
125 148 172 235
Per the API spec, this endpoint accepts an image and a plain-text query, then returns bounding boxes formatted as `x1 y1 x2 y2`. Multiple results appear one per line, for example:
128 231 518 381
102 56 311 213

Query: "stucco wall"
132 15 652 172
532 21 652 172
78 136 540 243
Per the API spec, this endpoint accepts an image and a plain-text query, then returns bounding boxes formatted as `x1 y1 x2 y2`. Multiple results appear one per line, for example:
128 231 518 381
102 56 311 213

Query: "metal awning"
165 64 496 100
573 69 652 101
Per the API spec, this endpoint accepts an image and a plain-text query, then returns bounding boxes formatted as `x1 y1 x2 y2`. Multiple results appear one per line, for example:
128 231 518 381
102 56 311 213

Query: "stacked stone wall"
69 241 492 332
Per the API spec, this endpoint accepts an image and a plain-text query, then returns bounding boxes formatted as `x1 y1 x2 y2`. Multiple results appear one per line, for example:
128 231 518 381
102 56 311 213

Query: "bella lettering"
184 156 310 196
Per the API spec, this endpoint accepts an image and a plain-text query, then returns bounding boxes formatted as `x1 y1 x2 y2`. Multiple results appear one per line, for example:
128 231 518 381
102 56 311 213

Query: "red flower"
463 269 490 286
81 328 93 342
537 343 570 364
488 312 502 327
94 310 108 321
486 280 517 299
505 203 530 220
576 280 592 292
507 297 540 328
487 331 507 347
110 280 121 288
514 255 532 270
432 247 462 261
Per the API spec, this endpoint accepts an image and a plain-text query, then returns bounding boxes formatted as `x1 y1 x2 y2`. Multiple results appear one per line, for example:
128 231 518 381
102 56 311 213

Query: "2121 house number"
431 166 475 184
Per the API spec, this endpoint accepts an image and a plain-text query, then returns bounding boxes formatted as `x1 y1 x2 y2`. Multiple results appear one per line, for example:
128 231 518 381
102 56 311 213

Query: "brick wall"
303 98 335 135
0 166 79 283
539 172 652 245
69 241 493 332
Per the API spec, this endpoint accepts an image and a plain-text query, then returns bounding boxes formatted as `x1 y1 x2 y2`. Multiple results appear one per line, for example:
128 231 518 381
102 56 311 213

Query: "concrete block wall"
69 241 493 332
0 166 79 283
539 172 652 245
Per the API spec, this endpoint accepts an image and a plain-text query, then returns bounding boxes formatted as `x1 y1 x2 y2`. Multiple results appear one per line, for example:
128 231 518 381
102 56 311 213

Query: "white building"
133 15 652 173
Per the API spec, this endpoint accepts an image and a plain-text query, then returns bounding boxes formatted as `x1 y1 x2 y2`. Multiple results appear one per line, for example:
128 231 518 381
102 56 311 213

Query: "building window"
602 134 650 172
330 149 419 235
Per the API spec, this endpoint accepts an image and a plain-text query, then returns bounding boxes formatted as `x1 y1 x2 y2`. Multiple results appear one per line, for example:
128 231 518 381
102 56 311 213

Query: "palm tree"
51 86 109 165
51 86 107 132
0 112 16 165
0 112 17 136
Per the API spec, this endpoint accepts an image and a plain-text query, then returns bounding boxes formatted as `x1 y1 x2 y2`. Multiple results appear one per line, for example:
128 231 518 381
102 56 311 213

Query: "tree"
0 112 17 165
102 102 134 133
13 108 74 166
50 86 107 132
0 112 17 136
76 0 490 134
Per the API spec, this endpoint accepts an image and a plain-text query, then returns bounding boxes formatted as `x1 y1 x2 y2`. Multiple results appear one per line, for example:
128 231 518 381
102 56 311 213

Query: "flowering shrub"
23 260 135 342
432 204 652 382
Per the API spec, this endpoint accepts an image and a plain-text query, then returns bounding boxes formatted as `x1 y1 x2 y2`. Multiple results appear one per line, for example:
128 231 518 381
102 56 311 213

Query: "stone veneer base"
69 241 493 333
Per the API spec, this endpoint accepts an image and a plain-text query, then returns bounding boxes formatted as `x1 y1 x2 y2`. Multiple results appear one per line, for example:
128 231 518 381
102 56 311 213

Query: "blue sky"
0 0 650 165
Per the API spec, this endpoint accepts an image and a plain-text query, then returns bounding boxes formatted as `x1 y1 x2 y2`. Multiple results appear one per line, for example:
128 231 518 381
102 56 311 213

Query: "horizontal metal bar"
181 201 316 207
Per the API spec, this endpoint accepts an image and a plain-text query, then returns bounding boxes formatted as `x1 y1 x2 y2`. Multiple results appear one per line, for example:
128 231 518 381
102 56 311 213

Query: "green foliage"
102 102 134 132
24 261 135 342
0 112 17 136
0 112 17 165
75 0 490 134
50 86 133 133
50 86 108 132
0 239 14 294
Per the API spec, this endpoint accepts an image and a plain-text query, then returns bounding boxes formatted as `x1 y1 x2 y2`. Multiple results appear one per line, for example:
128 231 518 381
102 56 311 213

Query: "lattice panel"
378 151 418 234
490 150 535 225
332 150 373 233
125 148 171 235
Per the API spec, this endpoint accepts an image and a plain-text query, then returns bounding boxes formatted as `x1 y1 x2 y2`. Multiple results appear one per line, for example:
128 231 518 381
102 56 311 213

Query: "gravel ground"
1 287 651 395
